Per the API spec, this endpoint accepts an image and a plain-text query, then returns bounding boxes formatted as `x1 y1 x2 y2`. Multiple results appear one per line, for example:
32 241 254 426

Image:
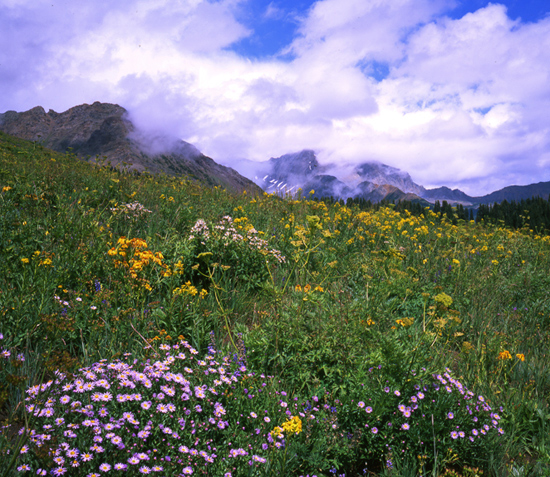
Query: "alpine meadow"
1 130 550 476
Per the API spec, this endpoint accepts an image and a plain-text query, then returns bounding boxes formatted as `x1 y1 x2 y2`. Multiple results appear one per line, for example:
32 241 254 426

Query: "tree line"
475 196 550 232
318 195 550 232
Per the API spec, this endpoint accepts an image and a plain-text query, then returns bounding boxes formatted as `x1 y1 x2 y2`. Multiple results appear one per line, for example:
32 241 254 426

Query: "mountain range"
224 150 550 206
1 102 549 206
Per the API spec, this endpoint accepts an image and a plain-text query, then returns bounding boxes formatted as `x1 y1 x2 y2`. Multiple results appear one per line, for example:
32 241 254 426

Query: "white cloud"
264 2 285 20
1 0 550 195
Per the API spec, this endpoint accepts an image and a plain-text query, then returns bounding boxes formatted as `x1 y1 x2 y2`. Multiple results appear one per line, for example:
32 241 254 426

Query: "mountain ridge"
0 102 261 194
237 149 550 207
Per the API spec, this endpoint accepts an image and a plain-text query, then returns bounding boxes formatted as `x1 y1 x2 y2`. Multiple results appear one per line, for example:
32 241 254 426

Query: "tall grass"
1 131 549 476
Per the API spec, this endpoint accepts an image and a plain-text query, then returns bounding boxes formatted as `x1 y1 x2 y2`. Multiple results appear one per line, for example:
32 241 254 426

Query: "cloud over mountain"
1 0 550 196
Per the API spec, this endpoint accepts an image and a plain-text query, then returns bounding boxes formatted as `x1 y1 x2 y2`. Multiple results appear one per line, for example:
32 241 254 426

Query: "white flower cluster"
188 216 285 263
189 219 210 243
110 202 152 218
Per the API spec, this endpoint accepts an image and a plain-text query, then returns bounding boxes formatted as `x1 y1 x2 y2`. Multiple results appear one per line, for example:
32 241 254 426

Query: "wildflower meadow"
1 130 549 476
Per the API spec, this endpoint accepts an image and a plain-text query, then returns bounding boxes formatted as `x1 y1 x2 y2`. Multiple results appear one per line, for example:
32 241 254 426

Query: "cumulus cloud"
1 0 550 195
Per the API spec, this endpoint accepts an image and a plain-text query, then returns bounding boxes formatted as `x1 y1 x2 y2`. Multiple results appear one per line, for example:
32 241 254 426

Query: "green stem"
206 266 238 353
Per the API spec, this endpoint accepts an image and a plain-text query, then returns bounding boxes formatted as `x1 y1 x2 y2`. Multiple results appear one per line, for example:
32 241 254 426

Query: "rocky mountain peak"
267 150 320 178
353 162 425 196
0 102 134 161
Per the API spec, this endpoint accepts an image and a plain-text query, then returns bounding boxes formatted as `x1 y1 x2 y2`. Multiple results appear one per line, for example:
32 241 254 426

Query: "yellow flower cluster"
497 350 512 360
395 317 414 327
271 415 302 438
294 284 324 293
497 350 525 361
173 281 208 299
108 237 171 280
21 251 54 267
434 292 453 308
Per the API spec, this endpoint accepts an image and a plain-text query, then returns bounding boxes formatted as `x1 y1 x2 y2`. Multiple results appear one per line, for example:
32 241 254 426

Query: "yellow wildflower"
434 293 453 308
497 350 512 360
396 317 414 327
271 416 302 438
516 353 525 361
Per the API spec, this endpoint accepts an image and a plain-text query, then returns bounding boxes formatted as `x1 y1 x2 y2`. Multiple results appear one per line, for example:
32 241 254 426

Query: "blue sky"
1 0 550 194
228 0 317 58
231 0 549 59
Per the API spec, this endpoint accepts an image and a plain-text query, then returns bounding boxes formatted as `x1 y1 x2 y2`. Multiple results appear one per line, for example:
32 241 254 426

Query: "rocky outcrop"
353 162 425 196
0 102 261 194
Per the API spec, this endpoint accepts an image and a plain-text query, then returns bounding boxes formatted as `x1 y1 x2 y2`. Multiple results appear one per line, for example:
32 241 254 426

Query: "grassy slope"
1 131 550 475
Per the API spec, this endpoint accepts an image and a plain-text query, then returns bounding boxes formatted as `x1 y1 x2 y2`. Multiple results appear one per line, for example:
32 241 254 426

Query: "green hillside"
1 131 549 476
